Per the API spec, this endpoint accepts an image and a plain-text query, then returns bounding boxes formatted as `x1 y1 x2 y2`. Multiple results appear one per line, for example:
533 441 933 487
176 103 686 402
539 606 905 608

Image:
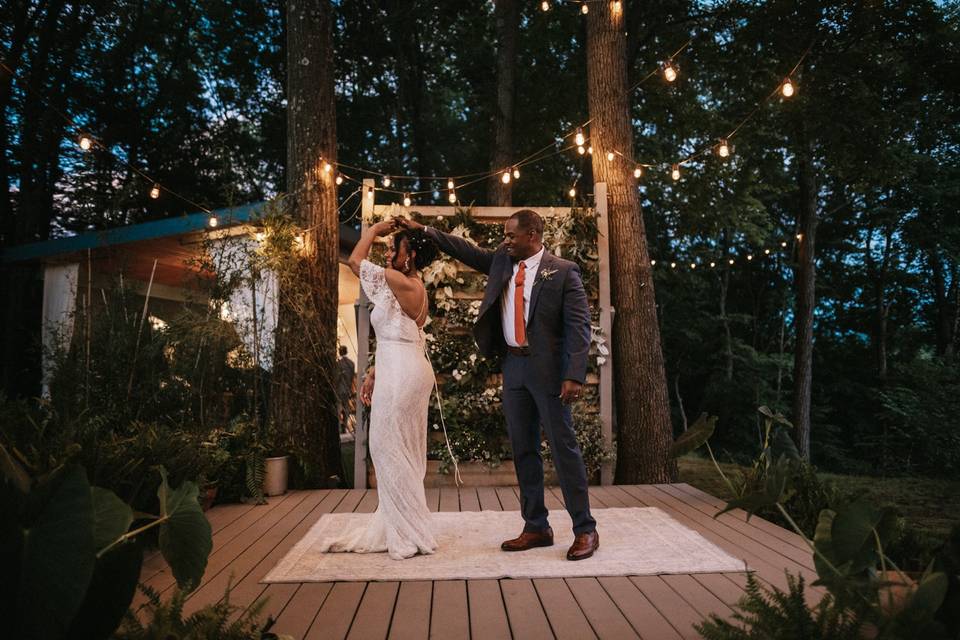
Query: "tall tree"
585 2 675 483
274 0 343 485
487 0 519 205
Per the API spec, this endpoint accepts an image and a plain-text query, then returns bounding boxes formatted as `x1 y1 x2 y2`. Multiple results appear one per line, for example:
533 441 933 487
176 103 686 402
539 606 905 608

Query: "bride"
320 218 440 560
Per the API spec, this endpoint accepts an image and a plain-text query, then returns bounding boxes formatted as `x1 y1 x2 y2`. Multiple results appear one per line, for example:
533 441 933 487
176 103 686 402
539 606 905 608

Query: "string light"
448 189 456 204
728 258 735 265
671 262 677 269
323 161 333 173
79 135 92 151
606 151 615 162
662 61 678 83
717 139 731 158
634 166 643 178
501 169 511 184
575 128 585 146
568 187 577 198
587 146 594 155
541 0 550 10
403 193 412 207
447 179 454 190
781 78 795 98
208 216 219 228
578 145 586 155
581 3 589 15
651 259 657 266
382 175 392 187
335 174 344 185
764 248 770 255
781 241 787 247
512 167 520 179
747 254 753 261
690 262 697 269
796 233 803 240
710 261 716 268
611 0 622 13
671 164 681 181
149 183 160 199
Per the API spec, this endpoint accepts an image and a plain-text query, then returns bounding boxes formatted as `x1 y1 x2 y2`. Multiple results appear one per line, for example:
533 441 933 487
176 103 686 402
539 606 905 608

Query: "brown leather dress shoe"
566 530 599 560
501 527 554 551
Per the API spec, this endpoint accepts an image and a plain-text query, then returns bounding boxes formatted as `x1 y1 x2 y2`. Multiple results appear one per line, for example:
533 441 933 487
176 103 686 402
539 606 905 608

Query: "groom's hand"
560 380 583 405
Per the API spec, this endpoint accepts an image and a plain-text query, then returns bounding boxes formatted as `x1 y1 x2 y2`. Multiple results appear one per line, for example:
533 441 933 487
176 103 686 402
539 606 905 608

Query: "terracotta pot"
263 455 289 496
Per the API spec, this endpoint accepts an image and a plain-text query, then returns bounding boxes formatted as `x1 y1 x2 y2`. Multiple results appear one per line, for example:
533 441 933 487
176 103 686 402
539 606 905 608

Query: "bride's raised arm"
347 220 396 277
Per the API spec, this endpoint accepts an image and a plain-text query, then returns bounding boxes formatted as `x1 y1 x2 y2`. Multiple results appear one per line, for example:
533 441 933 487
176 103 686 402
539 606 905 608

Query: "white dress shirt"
501 247 545 347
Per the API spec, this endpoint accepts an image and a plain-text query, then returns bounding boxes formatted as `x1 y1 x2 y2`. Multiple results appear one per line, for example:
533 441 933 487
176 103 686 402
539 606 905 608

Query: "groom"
396 210 599 560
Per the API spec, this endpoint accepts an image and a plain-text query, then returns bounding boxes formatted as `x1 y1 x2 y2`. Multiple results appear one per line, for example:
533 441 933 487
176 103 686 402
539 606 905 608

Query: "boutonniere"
537 268 559 284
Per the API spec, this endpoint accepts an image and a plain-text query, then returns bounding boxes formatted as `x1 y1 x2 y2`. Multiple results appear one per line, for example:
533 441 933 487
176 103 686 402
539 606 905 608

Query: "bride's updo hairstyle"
394 228 439 270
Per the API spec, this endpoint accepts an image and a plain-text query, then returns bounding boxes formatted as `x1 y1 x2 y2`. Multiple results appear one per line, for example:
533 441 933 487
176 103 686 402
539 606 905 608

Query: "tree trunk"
585 4 674 483
275 0 343 486
791 120 818 460
487 0 518 206
388 1 431 181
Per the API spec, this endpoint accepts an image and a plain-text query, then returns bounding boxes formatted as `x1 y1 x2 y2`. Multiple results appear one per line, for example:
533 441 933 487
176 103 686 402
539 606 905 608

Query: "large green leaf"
903 570 949 620
17 464 96 640
769 425 801 462
157 468 212 591
831 500 900 574
669 413 716 459
65 539 143 640
90 486 134 551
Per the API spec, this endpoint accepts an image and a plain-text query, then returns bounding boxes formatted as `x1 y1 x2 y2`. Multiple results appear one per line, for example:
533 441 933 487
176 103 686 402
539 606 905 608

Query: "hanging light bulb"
149 183 160 199
633 166 643 179
541 0 550 10
448 189 457 204
323 161 333 173
717 139 731 158
764 248 771 255
79 135 93 151
382 175 392 187
612 0 622 13
501 169 511 184
662 61 678 83
796 233 803 240
403 193 412 207
587 146 594 154
728 258 735 265
568 187 577 198
367 186 374 200
650 259 657 266
335 174 344 185
781 78 795 98
670 262 677 269
208 216 219 228
690 263 697 269
577 145 586 155
606 151 615 162
575 127 585 146
447 179 454 190
747 254 753 261
710 261 716 268
513 167 520 179
671 164 681 181
781 241 787 247
581 3 589 15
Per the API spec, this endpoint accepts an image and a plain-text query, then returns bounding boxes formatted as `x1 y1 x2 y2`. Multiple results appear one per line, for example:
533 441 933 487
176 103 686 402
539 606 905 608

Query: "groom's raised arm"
423 226 497 275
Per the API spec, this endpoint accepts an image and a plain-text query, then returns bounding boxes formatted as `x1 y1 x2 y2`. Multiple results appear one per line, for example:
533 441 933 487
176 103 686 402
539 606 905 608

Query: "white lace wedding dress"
317 259 438 560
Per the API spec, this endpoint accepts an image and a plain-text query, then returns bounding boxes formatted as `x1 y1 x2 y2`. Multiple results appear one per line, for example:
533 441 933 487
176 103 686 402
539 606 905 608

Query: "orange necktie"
514 262 526 346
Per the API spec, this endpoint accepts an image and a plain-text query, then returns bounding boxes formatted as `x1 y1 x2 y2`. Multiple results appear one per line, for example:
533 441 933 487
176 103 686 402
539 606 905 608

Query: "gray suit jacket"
424 227 591 385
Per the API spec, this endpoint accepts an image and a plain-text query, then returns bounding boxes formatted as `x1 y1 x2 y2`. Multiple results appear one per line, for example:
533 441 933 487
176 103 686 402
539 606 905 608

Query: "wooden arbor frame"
353 178 615 488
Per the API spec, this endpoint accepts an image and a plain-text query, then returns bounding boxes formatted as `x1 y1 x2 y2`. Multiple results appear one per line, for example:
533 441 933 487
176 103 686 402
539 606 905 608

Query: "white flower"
597 356 607 366
469 354 477 363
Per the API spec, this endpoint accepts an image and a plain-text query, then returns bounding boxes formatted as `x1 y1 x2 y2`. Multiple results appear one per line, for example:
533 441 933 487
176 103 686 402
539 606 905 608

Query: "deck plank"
596 577 684 640
467 580 511 639
630 576 705 640
388 581 432 640
430 580 469 639
501 579 554 639
566 577 641 639
347 581 400 640
533 578 598 640
458 487 480 512
305 582 367 640
439 487 460 512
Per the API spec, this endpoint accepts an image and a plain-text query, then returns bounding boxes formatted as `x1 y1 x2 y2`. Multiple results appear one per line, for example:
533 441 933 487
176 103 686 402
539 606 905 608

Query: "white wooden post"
594 182 615 485
353 178 374 489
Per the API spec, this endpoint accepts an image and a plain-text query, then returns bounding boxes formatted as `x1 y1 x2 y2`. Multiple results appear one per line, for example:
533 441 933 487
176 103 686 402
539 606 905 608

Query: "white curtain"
41 263 80 397
213 237 279 371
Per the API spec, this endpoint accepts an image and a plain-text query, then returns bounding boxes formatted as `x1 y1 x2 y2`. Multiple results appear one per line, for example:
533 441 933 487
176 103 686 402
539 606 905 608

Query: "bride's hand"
360 369 375 406
369 220 396 237
393 216 424 231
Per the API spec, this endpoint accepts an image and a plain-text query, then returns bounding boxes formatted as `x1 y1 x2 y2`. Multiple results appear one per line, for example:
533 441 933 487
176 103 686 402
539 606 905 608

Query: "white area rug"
263 507 747 583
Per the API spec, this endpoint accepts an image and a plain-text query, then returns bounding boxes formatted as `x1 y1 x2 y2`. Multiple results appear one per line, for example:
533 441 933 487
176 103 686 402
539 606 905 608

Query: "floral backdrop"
367 206 614 479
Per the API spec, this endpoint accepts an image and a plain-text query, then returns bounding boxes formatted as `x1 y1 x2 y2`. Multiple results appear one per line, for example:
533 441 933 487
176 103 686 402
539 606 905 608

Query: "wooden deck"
137 484 822 639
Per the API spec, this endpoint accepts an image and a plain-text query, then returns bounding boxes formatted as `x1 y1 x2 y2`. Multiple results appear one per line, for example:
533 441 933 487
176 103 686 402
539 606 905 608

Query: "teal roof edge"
1 202 266 264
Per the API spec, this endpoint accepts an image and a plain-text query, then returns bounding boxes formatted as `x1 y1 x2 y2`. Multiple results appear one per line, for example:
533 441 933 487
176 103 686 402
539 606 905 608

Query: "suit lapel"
527 252 553 324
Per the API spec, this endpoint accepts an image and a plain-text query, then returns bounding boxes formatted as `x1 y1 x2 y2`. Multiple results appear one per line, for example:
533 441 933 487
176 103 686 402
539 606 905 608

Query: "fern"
245 448 266 504
696 573 865 640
